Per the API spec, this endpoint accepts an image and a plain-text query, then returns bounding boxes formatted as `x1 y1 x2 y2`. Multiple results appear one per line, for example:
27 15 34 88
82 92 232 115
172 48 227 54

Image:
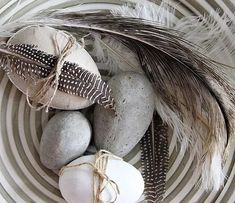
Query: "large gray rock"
40 111 91 170
94 72 155 157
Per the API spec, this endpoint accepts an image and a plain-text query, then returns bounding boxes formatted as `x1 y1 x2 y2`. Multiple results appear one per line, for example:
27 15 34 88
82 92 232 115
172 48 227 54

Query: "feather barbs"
0 43 115 110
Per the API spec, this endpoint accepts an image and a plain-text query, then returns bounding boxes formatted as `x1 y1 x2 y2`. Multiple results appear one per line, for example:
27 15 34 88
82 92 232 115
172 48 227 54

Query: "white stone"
59 154 144 203
7 25 100 110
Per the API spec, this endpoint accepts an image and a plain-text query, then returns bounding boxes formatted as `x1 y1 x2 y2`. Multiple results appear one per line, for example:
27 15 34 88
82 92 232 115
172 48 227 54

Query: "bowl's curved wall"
0 1 235 203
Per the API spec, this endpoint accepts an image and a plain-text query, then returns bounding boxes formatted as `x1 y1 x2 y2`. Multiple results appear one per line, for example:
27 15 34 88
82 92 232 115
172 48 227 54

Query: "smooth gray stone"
40 111 91 170
94 72 155 157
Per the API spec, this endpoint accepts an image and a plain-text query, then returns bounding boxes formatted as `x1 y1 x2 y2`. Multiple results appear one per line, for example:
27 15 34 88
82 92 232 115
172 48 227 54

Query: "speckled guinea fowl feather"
34 12 235 190
0 43 114 109
140 113 169 203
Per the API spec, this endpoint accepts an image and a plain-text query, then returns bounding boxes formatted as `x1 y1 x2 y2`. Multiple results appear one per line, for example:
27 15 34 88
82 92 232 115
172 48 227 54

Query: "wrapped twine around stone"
25 31 77 112
59 150 122 203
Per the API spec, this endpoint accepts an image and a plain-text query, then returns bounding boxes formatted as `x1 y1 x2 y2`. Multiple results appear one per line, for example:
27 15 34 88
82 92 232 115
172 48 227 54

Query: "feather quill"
0 43 115 109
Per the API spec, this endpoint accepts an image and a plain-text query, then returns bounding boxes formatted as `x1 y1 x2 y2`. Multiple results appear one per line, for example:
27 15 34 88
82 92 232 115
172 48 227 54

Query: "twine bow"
26 31 76 112
59 150 122 203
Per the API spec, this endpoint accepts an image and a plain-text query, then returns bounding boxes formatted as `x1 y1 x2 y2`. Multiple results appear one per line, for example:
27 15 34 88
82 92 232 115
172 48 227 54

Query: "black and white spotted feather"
140 113 169 203
0 43 114 109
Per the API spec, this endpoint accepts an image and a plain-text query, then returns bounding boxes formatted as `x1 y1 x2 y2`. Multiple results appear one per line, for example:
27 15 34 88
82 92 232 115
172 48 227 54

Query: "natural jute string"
26 30 76 112
59 150 122 203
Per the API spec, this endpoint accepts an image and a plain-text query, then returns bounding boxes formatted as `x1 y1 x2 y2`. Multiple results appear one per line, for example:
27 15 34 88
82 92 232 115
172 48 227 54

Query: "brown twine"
59 150 122 203
26 31 76 112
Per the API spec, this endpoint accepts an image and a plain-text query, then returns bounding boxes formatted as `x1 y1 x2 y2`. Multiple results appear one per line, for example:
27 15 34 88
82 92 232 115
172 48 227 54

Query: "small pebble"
39 111 91 170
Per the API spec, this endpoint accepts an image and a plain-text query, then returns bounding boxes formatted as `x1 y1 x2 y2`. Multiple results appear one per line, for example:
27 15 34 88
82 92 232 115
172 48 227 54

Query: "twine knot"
26 31 76 112
59 150 122 203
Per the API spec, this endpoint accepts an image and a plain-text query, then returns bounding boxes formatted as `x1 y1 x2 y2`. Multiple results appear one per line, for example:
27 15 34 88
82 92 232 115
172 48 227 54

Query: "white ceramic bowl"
0 1 235 203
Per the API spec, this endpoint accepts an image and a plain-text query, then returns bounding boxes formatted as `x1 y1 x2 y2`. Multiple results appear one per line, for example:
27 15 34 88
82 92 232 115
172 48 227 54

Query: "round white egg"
59 155 144 203
7 25 100 110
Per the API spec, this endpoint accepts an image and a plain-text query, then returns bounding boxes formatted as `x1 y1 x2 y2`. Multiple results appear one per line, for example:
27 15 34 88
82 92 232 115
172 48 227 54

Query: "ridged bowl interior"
0 1 235 203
